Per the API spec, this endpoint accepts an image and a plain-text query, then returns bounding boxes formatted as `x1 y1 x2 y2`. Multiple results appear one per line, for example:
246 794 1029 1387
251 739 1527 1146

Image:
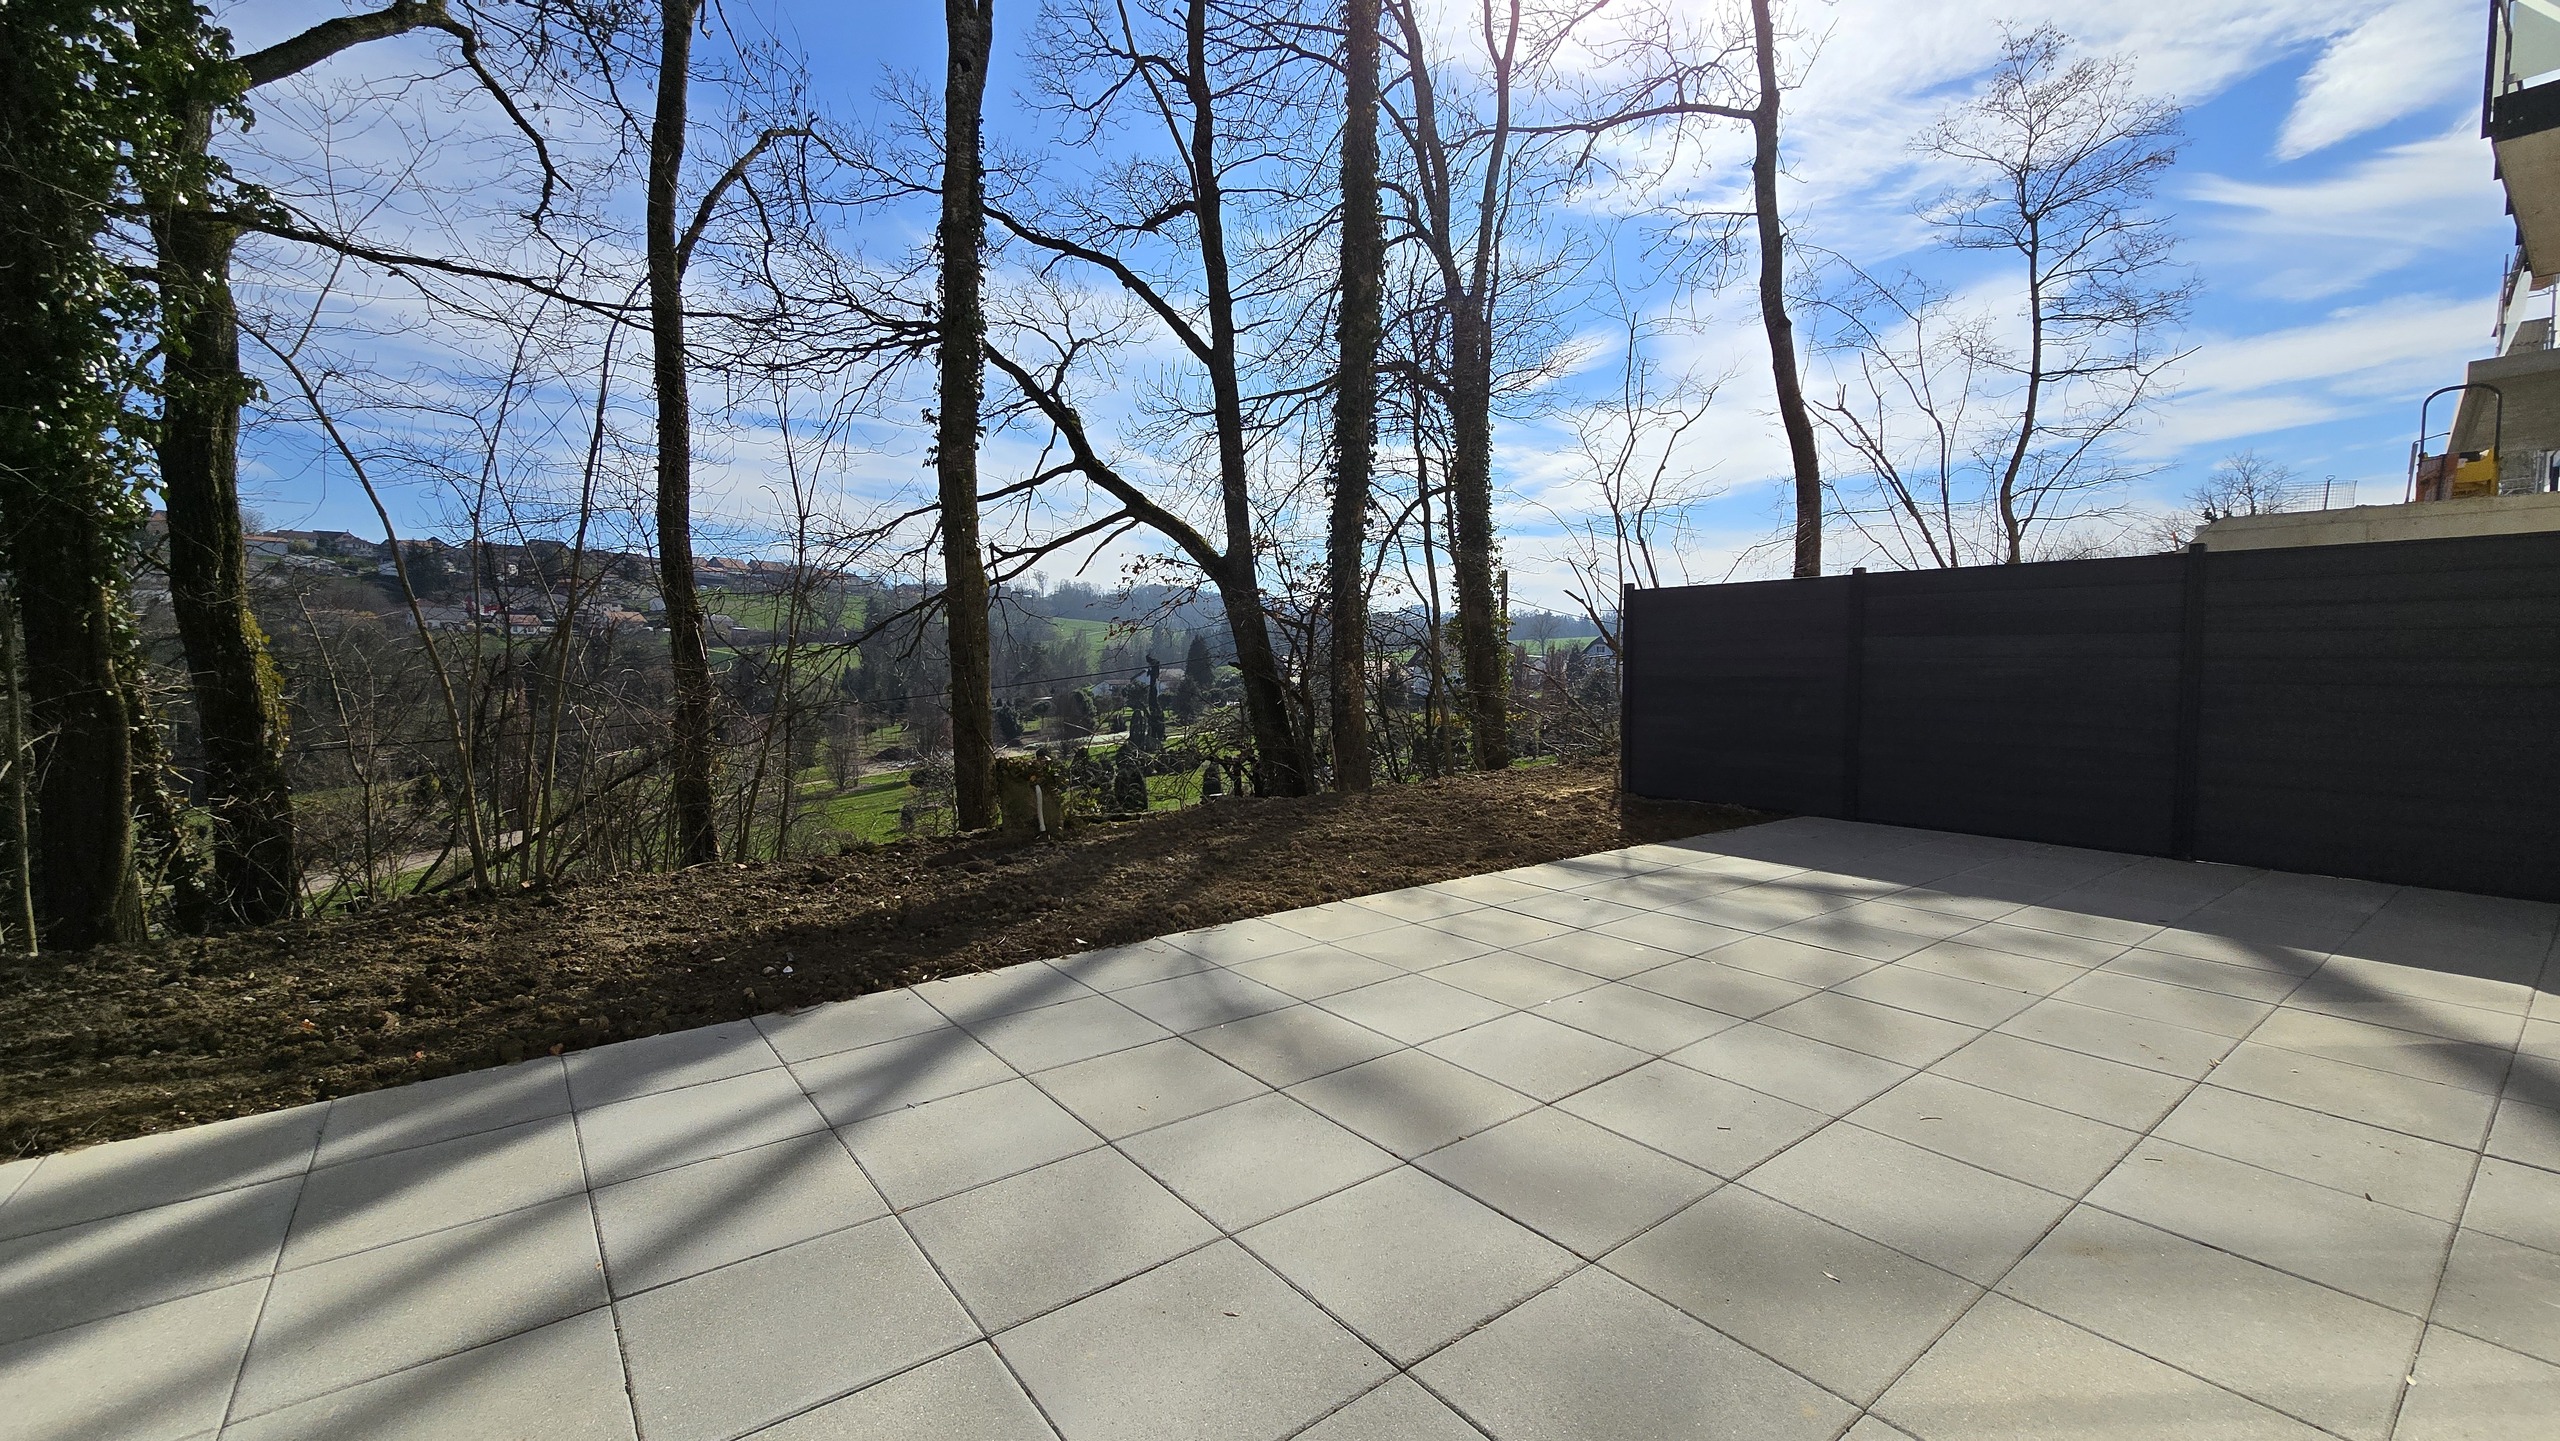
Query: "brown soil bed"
1 762 1762 1158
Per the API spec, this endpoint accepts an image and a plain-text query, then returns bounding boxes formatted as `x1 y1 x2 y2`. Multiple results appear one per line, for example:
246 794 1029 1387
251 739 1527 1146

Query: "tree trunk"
150 151 298 924
14 516 144 949
1326 0 1381 793
1742 0 1821 579
939 0 997 830
0 582 35 955
1183 0 1310 795
650 0 719 865
1448 302 1509 771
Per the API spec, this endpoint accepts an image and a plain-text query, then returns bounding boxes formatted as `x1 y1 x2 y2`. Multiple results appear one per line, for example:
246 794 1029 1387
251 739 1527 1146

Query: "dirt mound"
0 763 1760 1157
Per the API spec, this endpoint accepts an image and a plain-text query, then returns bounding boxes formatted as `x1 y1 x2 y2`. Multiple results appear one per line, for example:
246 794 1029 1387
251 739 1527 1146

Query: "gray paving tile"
2089 1138 2451 1312
1229 945 1402 1000
563 1020 782 1109
1419 1107 1717 1257
1046 938 1217 992
1423 1013 1649 1101
1560 1059 1827 1176
913 961 1099 1026
2097 947 2306 1004
0 1155 36 1212
576 1066 830 1187
1332 924 1499 972
1748 1124 2073 1284
836 1076 1097 1207
1997 997 2237 1079
1315 974 1511 1044
1625 956 1817 1019
1965 920 2143 967
314 1058 571 1167
1287 1050 1536 1158
960 994 1171 1073
1843 1418 1922 1441
220 1308 634 1441
1852 1072 2139 1194
2250 1010 2510 1095
2486 1096 2560 1172
2462 1156 2560 1255
1838 963 2042 1028
1242 1166 1576 1364
1422 906 1575 950
1185 1005 1400 1087
285 1114 587 1268
232 1195 608 1419
1763 990 1981 1067
1344 885 1479 922
1692 883 1862 934
1874 1292 2327 1440
1416 1266 1856 1441
2155 1086 2478 1220
2050 970 2279 1038
754 991 950 1063
0 1176 298 1347
908 1148 1217 1331
2309 950 2534 1018
2394 1325 2560 1441
592 1131 885 1297
1428 951 1604 1008
1162 917 1316 965
1119 1093 1396 1231
0 1103 324 1241
2426 1228 2560 1361
1890 884 2029 922
1769 901 1981 961
1501 890 1652 929
2206 1041 2496 1148
1531 981 1737 1055
1293 1376 1481 1441
616 1218 976 1441
1607 1183 1980 1404
1706 934 1888 989
2136 925 2330 974
2284 987 2528 1049
1270 901 1406 943
1032 1038 1267 1140
1929 1030 2194 1129
788 1029 1017 1127
750 1343 1051 1440
1582 912 1751 961
996 1241 1383 1441
1111 970 1297 1033
1669 1021 1914 1117
0 1277 264 1441
2002 1207 2421 1441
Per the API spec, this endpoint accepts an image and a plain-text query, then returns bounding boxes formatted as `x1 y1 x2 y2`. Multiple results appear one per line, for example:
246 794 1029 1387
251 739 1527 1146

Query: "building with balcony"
2442 0 2560 496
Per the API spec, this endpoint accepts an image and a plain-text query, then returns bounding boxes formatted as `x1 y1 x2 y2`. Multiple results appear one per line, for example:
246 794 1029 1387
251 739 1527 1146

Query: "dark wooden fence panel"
2191 534 2560 900
1857 557 2184 855
1624 576 1852 817
1622 532 2560 902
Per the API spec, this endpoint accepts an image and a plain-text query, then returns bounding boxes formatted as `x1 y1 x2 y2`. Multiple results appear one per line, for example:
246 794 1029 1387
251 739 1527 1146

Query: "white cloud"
2185 120 2508 299
2277 0 2478 160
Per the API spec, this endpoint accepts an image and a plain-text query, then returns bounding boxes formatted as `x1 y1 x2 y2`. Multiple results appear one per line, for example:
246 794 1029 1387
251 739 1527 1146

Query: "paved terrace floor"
5 818 2559 1441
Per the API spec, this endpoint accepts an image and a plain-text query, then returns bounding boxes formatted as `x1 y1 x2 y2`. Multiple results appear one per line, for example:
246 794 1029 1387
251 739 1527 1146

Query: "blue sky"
225 0 2514 605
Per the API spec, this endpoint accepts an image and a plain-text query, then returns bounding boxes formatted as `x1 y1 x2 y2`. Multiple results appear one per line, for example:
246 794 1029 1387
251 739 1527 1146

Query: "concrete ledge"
2197 491 2560 550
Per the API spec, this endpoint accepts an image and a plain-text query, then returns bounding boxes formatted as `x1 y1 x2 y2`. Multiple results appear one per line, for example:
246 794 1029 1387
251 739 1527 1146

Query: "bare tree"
1916 26 2189 565
1545 306 1726 655
939 0 999 829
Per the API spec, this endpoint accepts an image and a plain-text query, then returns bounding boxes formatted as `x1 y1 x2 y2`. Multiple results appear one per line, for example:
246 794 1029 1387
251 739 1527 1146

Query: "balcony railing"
2487 0 2560 138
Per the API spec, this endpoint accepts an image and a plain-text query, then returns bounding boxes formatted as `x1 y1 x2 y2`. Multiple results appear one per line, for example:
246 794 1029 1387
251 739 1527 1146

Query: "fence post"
2171 543 2207 860
1842 568 1867 821
1618 582 1635 794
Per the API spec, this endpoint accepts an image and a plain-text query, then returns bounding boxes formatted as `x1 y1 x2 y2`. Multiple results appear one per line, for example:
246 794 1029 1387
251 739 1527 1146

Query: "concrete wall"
2197 491 2560 551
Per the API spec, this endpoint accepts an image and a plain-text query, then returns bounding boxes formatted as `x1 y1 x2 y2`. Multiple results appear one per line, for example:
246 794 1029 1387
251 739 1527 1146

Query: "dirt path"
1 763 1760 1156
